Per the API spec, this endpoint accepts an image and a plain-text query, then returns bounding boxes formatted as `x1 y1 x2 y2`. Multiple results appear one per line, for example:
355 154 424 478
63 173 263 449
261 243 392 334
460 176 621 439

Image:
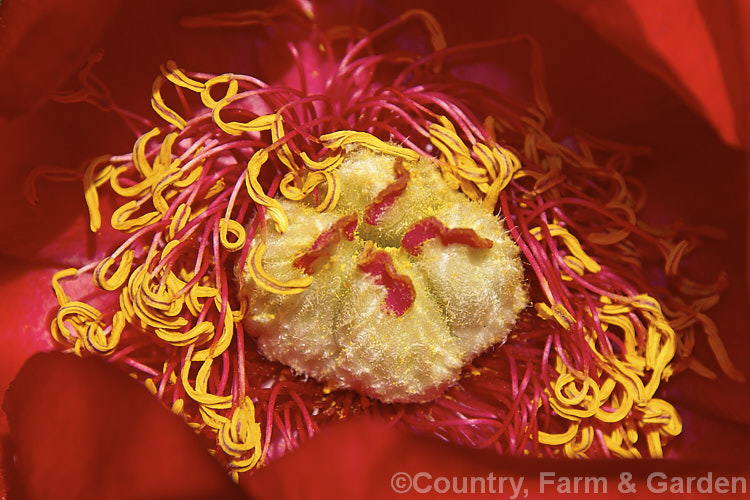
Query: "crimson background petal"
245 416 750 499
0 0 123 117
3 352 248 500
555 0 750 150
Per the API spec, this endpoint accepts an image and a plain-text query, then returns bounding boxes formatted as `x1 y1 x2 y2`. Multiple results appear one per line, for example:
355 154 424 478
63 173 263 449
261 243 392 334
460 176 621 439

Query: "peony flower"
2 0 749 498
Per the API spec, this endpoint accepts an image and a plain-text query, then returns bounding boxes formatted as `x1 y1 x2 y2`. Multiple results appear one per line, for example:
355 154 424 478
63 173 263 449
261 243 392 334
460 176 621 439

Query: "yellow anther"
430 116 469 152
319 131 420 161
128 266 188 330
144 378 158 395
162 60 205 93
201 74 239 109
156 131 180 171
192 304 235 361
560 256 585 280
279 172 306 201
156 321 215 346
181 355 232 408
595 388 633 423
109 166 150 198
133 127 162 178
151 77 187 129
93 250 134 291
219 218 246 252
629 294 663 316
139 275 184 316
312 171 341 212
164 201 193 239
530 224 601 273
53 301 102 346
538 422 579 446
186 285 219 316
587 229 631 246
111 200 161 232
232 296 249 322
213 101 275 136
204 179 226 200
152 171 181 215
171 398 185 415
83 155 114 232
269 114 299 172
219 397 262 469
173 165 203 189
161 240 182 260
645 429 663 459
493 144 522 180
119 287 137 325
244 149 289 233
472 142 498 180
535 302 575 330
199 405 229 430
279 170 340 210
52 268 78 306
603 428 641 459
563 425 593 458
246 240 313 295
482 146 520 212
599 298 632 316
299 151 345 172
642 398 682 437
599 313 637 354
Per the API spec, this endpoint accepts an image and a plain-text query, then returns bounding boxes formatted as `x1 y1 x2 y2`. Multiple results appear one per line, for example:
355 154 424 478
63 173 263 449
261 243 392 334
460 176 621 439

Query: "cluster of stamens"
36 5 744 476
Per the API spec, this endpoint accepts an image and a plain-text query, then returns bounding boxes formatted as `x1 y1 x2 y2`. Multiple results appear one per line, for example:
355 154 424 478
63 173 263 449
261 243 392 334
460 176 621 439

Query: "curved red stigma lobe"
401 216 494 256
363 158 410 225
292 213 359 274
357 243 416 317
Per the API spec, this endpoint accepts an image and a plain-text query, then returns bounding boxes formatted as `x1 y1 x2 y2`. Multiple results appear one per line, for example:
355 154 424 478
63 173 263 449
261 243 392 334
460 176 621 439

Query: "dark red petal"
244 416 750 500
0 0 124 117
0 264 56 436
2 352 247 500
555 0 750 149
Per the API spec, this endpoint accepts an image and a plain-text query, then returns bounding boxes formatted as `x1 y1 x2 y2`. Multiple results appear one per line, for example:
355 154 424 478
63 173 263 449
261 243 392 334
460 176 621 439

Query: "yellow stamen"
244 149 289 233
531 224 601 273
162 60 206 93
319 131 420 161
246 240 313 295
151 77 187 129
538 422 579 446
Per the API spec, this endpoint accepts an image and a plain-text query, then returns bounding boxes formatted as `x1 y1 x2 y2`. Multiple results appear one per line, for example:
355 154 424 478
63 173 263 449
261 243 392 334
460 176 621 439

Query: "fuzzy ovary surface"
239 147 527 403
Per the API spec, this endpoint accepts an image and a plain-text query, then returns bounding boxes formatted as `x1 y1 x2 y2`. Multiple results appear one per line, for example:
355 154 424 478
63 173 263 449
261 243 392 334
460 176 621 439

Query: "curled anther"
93 250 135 291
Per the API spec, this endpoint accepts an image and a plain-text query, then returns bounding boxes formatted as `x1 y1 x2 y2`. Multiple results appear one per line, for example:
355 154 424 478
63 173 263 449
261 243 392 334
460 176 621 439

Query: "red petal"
555 0 749 149
2 352 247 500
0 0 123 117
245 416 750 500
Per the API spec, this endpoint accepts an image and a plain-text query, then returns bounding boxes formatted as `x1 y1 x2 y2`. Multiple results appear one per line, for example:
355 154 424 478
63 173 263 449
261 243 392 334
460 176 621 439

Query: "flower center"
239 146 527 403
